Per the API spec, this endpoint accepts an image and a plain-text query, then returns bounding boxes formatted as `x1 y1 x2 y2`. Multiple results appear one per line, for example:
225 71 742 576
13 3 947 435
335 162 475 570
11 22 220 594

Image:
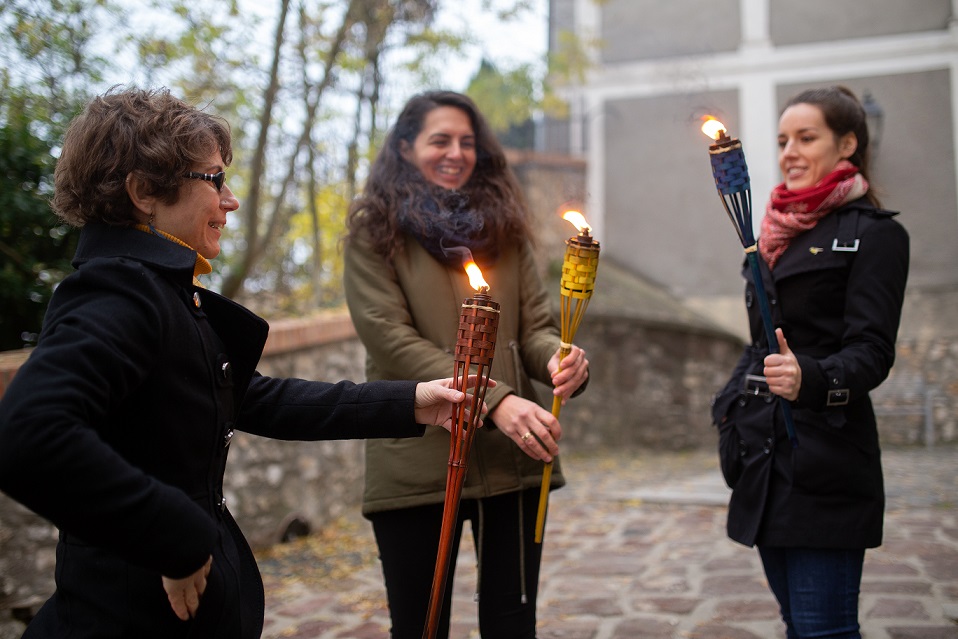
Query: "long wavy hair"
783 85 882 208
346 91 532 261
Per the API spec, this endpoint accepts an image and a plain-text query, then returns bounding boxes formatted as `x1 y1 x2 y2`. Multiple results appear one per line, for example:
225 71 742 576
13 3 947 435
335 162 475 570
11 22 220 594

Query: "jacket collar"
758 197 878 279
73 222 198 284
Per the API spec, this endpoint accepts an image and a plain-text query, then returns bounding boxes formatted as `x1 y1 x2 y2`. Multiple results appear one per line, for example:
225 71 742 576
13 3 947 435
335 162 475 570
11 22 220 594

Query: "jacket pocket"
789 407 874 498
712 388 745 488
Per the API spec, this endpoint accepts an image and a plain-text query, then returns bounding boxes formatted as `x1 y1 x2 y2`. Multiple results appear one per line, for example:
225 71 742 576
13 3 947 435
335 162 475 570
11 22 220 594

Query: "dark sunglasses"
184 171 226 192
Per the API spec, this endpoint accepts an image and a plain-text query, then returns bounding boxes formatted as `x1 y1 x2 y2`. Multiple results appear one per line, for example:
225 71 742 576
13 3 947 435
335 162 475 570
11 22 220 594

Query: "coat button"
219 496 227 512
193 292 201 308
763 437 772 455
221 361 231 380
738 439 747 457
224 428 234 448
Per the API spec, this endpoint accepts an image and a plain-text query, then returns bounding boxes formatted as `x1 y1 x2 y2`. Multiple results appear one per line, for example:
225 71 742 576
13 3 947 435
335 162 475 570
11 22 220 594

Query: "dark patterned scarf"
396 185 500 267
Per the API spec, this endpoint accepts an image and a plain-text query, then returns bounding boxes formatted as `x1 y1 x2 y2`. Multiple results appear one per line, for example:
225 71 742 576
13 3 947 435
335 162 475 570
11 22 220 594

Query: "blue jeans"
759 546 865 639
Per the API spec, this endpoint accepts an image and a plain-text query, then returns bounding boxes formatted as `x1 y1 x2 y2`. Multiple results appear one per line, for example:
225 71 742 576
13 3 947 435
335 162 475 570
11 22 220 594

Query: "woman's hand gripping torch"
423 257 500 639
702 117 798 448
534 211 600 544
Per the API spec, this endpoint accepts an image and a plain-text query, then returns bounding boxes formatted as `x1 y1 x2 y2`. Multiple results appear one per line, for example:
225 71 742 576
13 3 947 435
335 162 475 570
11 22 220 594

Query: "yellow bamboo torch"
423 256 499 639
534 210 600 543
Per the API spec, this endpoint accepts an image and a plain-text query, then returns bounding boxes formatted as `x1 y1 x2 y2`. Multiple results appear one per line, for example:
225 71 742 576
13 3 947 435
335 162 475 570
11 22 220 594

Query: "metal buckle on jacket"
744 374 771 397
831 238 860 252
826 388 850 406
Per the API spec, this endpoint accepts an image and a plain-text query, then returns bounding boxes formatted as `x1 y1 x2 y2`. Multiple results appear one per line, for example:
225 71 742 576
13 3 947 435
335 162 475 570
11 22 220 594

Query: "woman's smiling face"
778 102 857 191
155 150 238 259
401 106 477 190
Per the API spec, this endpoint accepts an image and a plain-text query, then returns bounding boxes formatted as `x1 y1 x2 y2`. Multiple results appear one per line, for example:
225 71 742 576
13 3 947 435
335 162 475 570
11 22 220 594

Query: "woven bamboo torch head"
456 258 499 369
454 255 499 395
560 210 600 301
702 116 751 197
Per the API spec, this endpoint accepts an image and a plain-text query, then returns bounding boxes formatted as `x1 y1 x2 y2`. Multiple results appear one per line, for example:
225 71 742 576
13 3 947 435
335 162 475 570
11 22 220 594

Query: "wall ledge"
263 309 357 355
0 312 358 399
504 148 587 169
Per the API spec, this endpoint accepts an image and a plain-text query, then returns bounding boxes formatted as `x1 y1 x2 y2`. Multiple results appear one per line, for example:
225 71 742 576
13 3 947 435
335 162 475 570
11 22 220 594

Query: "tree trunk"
221 0 290 299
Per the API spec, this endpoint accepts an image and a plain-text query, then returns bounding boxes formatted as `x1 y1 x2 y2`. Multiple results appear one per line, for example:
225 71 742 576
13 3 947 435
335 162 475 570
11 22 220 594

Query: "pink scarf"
759 160 868 269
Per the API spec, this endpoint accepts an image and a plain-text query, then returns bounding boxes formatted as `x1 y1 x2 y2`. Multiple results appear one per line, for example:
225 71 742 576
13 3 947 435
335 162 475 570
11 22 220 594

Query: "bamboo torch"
534 211 600 544
422 256 500 639
701 116 798 448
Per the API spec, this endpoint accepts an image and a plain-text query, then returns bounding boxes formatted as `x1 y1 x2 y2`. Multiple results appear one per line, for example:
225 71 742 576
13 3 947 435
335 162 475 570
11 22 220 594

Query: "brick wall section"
0 351 30 400
260 309 357 356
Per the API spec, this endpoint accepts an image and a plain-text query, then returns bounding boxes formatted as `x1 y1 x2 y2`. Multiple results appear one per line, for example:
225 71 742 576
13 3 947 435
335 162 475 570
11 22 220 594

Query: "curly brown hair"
52 86 233 227
346 91 532 261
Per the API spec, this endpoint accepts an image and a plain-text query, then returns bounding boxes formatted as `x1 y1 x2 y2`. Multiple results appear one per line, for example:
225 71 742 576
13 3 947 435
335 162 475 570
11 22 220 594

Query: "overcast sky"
432 0 548 91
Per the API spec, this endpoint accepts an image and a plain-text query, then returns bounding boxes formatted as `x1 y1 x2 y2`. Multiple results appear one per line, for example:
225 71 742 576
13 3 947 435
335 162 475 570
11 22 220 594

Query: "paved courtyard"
258 444 958 639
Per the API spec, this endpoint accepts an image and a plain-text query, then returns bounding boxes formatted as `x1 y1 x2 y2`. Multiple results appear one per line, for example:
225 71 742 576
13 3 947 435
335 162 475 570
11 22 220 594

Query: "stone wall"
547 313 743 451
869 286 958 446
222 312 369 550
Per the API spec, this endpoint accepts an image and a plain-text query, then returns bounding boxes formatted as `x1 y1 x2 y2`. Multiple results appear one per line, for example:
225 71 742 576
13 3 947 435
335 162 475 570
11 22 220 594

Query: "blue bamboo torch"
702 116 798 448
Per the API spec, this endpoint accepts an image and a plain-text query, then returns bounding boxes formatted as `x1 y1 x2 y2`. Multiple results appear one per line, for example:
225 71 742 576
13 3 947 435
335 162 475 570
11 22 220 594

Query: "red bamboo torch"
534 210 600 543
422 255 500 639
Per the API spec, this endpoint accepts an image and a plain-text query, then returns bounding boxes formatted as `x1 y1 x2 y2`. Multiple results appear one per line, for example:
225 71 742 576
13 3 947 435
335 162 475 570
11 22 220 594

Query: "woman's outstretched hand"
415 376 494 431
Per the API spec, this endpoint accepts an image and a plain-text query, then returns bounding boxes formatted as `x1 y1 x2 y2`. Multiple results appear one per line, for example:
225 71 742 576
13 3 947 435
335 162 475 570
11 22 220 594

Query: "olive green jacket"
344 232 566 515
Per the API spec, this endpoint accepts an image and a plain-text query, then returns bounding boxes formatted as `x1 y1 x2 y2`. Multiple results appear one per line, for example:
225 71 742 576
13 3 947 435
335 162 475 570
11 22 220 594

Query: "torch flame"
464 261 489 292
701 116 727 141
562 210 592 234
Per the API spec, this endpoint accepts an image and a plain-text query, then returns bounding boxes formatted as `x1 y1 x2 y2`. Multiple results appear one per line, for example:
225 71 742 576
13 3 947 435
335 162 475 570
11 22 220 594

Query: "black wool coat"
711 198 909 549
0 223 426 639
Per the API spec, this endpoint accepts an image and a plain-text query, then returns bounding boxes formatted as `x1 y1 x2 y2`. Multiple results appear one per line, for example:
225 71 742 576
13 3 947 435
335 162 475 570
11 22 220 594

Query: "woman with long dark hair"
344 91 590 638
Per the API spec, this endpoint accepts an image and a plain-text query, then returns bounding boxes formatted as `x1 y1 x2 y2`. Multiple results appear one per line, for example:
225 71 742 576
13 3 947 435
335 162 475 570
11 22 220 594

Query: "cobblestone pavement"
257 444 958 639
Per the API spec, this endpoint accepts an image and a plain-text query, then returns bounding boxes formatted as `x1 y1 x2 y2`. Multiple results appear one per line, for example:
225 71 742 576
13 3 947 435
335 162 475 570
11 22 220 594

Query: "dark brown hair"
346 90 531 260
52 86 233 227
783 85 881 207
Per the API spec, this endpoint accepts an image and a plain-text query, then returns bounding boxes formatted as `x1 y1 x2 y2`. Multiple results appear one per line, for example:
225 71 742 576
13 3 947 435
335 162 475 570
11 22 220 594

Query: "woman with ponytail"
711 86 909 639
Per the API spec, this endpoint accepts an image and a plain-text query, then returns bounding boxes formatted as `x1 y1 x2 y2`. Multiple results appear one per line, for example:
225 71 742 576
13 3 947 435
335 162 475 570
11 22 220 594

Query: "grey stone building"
543 0 958 443
545 0 958 330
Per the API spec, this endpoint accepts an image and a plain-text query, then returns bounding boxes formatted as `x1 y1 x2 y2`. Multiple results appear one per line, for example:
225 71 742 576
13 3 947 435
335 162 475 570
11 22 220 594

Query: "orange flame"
464 261 489 292
562 210 591 234
701 116 727 141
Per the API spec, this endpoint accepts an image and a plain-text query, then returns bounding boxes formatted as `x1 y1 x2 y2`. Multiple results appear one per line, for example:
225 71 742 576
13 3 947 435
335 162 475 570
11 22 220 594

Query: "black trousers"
368 487 544 639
